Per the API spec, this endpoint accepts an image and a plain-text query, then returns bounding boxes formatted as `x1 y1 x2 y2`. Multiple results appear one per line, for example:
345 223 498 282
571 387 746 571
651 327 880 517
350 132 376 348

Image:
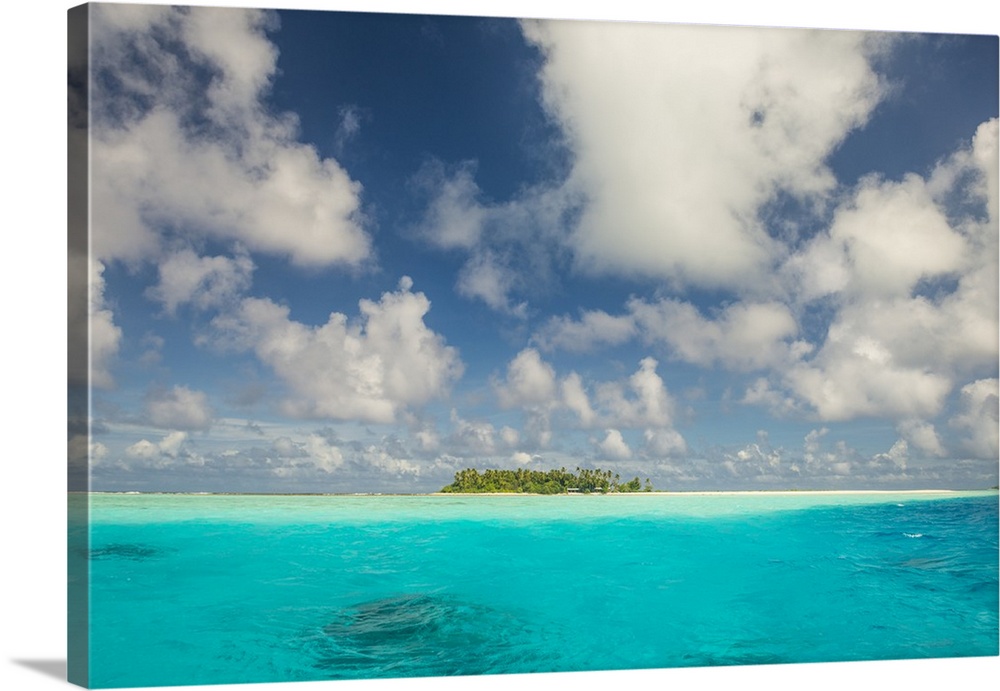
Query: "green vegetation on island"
440 467 655 494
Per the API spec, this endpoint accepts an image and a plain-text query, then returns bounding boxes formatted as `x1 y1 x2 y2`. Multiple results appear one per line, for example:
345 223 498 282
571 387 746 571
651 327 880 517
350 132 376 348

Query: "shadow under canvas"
12 659 68 682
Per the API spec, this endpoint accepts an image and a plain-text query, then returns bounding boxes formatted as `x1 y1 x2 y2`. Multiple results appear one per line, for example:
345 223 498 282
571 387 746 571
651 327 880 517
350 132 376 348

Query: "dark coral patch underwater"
86 543 168 561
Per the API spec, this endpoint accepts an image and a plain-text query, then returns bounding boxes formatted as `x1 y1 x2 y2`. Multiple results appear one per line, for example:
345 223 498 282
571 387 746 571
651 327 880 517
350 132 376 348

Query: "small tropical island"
440 467 654 494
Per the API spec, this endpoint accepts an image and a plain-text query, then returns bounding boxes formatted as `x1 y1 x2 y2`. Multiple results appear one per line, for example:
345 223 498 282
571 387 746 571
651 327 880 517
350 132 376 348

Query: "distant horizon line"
71 488 998 496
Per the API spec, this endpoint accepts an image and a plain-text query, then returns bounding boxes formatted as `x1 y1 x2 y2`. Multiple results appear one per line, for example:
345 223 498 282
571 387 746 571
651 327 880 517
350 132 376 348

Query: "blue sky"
71 1 999 493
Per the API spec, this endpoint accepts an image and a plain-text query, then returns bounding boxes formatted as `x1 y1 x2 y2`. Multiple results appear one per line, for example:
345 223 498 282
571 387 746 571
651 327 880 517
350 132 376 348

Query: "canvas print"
68 2 999 688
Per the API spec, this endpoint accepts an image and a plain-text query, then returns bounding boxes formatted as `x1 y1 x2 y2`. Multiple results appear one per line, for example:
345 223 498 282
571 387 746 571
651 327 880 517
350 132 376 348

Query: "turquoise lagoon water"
73 491 998 688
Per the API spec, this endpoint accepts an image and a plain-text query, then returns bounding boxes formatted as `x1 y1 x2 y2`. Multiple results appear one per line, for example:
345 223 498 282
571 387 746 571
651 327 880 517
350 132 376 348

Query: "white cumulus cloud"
950 379 999 459
125 431 199 468
208 278 463 424
629 298 807 371
302 434 346 473
534 309 637 353
410 161 570 316
642 428 688 458
147 248 254 315
456 251 527 318
496 350 685 453
90 4 370 268
767 118 998 424
522 20 887 289
594 358 676 429
896 419 946 458
790 174 967 300
596 429 632 460
495 348 559 409
87 259 123 389
146 385 214 431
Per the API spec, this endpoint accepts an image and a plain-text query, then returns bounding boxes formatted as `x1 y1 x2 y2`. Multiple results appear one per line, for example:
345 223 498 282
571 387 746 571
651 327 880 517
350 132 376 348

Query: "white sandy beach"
430 489 974 497
637 489 962 496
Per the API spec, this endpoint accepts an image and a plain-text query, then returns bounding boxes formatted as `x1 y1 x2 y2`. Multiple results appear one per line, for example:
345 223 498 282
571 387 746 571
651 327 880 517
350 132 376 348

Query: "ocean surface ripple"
80 492 998 687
